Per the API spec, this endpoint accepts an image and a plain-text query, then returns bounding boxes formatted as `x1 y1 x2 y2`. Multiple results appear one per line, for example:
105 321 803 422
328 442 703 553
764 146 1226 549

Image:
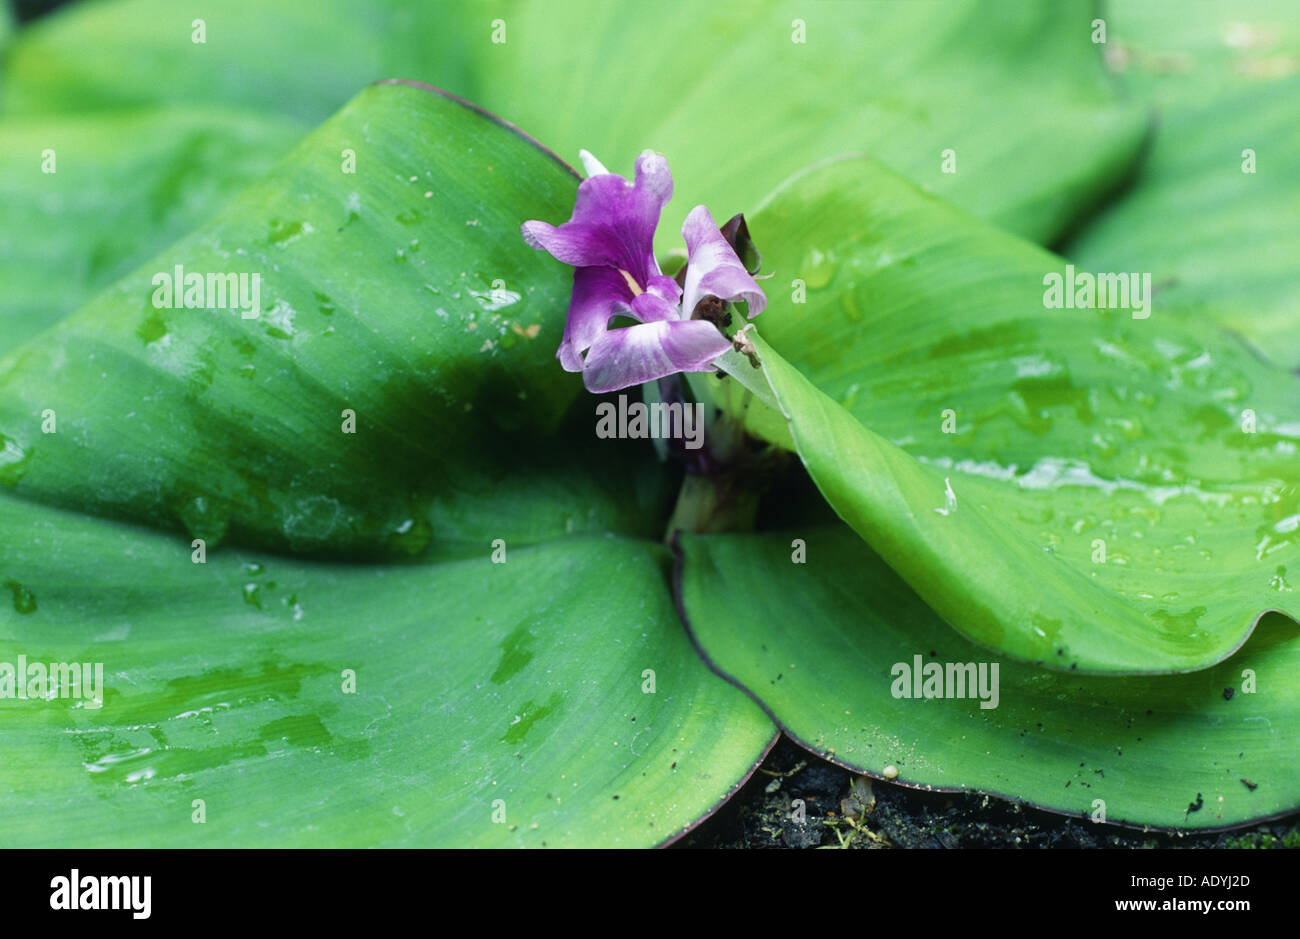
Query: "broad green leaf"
476 0 1146 246
0 14 779 848
0 484 774 847
3 0 1145 246
1 0 475 123
1095 0 1300 104
679 525 1300 831
0 82 584 557
1065 2 1300 366
726 157 1299 673
0 107 306 355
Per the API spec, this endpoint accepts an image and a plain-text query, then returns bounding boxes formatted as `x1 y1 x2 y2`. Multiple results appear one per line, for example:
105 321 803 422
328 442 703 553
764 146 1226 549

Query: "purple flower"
521 151 766 393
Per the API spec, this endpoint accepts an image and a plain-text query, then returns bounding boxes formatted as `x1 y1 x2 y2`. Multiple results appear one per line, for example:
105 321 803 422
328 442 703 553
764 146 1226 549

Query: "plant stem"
664 468 759 539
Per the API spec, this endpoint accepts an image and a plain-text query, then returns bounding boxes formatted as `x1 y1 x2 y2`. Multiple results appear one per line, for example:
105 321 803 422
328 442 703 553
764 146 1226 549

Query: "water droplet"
389 516 431 556
933 477 958 516
500 693 561 744
268 219 310 246
137 310 168 345
0 434 32 487
3 579 37 614
801 248 838 289
1150 605 1208 636
83 747 153 774
263 299 297 340
176 495 230 546
469 286 521 312
313 291 336 316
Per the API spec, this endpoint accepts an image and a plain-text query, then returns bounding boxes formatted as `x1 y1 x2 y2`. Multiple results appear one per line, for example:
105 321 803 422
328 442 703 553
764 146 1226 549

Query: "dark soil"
677 736 1300 849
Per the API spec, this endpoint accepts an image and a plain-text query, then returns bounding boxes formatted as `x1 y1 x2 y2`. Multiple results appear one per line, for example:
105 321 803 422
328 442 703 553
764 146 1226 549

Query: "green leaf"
0 79 775 846
0 108 306 356
1064 2 1300 367
678 525 1300 831
1090 0 1300 105
0 487 774 847
1 0 474 123
0 82 584 557
730 157 1299 673
4 1 1144 246
475 0 1145 246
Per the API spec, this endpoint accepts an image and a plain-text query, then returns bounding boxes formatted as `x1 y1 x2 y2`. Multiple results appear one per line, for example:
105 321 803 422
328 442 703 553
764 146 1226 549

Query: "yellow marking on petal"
619 269 643 296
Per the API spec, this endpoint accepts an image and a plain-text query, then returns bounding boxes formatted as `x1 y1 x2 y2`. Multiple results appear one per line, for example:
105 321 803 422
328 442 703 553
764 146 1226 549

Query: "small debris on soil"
675 737 1300 849
840 775 875 818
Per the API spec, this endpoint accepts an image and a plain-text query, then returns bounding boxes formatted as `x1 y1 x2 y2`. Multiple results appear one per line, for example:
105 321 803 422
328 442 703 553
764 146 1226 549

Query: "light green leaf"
1065 2 1300 367
1091 0 1300 105
0 77 776 846
476 0 1145 246
0 82 583 556
1 0 474 123
728 157 1299 673
0 107 306 355
4 0 1145 247
0 488 774 847
679 525 1300 831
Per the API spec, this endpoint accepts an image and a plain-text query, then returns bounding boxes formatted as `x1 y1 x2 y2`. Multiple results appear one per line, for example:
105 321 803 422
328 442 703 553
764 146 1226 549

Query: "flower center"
618 269 643 297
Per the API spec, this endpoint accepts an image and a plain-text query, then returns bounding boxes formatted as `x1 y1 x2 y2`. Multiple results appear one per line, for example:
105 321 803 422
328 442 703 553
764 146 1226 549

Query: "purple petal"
580 319 732 393
680 205 768 319
631 291 679 323
522 219 618 270
555 266 636 372
634 151 673 205
625 274 683 324
646 273 682 307
521 156 675 288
